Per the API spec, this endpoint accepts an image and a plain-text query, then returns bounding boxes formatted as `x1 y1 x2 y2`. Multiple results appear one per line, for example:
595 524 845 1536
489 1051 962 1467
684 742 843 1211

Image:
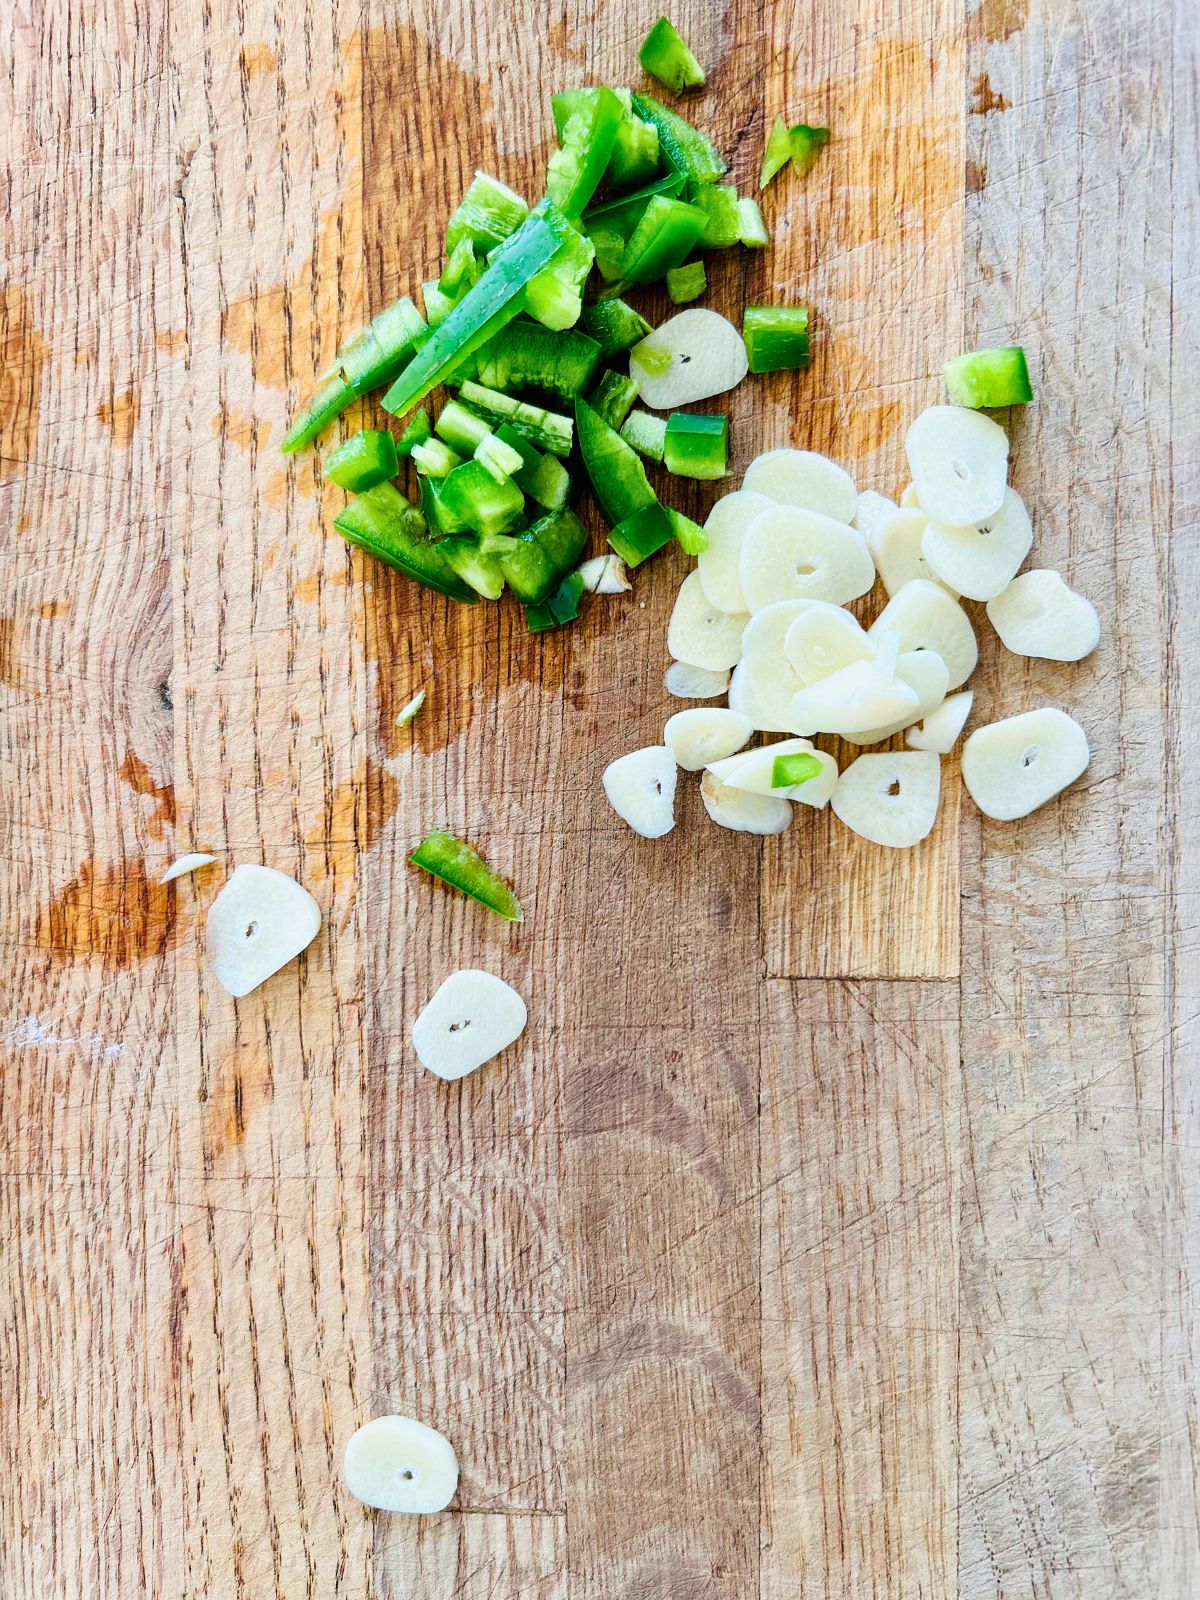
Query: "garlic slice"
602 745 678 838
738 600 813 731
790 658 921 737
664 662 730 700
577 553 631 594
783 602 874 684
899 482 921 509
907 690 974 753
411 968 527 1081
727 661 795 733
739 504 875 612
629 309 749 408
869 579 978 689
831 751 941 847
160 852 217 884
905 405 1008 526
709 738 839 807
696 490 775 613
921 487 1033 600
343 1415 459 1514
985 569 1101 660
700 770 792 834
664 707 753 771
961 707 1090 820
667 571 748 670
206 864 322 997
845 649 951 745
869 508 952 597
743 449 858 523
852 489 900 543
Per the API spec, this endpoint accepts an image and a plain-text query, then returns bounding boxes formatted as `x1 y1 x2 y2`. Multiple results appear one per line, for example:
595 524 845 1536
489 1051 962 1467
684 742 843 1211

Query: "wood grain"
1 0 1196 1596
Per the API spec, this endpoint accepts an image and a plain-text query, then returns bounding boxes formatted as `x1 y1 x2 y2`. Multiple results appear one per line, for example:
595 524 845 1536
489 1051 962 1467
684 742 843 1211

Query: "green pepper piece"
439 237 483 299
789 124 830 177
457 380 574 456
575 397 658 527
411 438 464 478
772 750 824 788
474 432 526 483
666 260 706 303
760 116 793 190
943 347 1034 408
547 86 625 218
434 398 493 455
437 536 507 600
522 199 596 330
526 569 586 632
607 97 660 190
437 460 525 537
619 409 668 463
736 196 770 248
334 483 475 602
743 305 812 373
494 424 572 511
494 507 588 603
324 428 399 492
608 504 676 567
667 505 707 554
581 299 654 359
587 225 630 284
446 172 529 255
663 411 728 480
408 830 524 922
582 170 687 237
693 184 741 248
621 195 707 283
396 408 432 458
630 92 727 195
474 322 601 400
527 506 589 575
281 372 357 454
638 16 706 94
590 370 640 431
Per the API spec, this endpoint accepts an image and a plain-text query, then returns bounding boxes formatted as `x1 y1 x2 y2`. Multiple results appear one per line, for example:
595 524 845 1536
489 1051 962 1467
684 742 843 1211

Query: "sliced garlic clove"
577 553 631 594
831 750 942 847
664 662 730 700
789 658 921 737
869 579 978 689
899 482 921 509
629 309 749 408
343 1415 459 1514
738 600 813 730
696 490 775 613
846 650 951 745
711 738 839 807
727 661 796 733
207 864 322 997
985 568 1101 660
907 690 974 753
783 602 874 684
961 707 1090 820
852 489 900 543
411 968 527 1081
700 770 793 834
921 487 1033 600
905 404 1008 526
739 505 876 612
667 571 748 670
664 707 753 770
160 852 217 884
602 745 678 838
742 449 858 524
869 508 953 597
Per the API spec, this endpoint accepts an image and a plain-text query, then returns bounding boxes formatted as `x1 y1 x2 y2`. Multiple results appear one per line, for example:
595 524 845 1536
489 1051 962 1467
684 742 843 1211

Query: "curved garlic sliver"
577 553 631 594
206 864 321 997
412 969 527 1081
845 649 951 745
700 770 793 834
602 745 678 838
831 751 942 847
985 569 1101 660
905 405 1008 527
869 508 952 597
900 482 921 509
907 690 974 753
743 448 858 525
739 504 876 613
160 852 217 884
783 602 874 684
696 490 775 614
664 707 753 771
961 707 1090 820
664 662 730 700
710 738 839 807
869 579 978 689
852 489 899 543
343 1415 459 1514
921 487 1033 601
790 659 921 736
667 571 748 671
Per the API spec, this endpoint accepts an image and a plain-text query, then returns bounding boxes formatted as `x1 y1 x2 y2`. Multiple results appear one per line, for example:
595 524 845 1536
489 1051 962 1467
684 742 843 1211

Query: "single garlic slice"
160 852 217 884
664 707 753 771
790 659 921 737
629 309 749 408
709 738 839 807
739 505 876 612
738 600 813 730
899 482 921 509
852 489 899 543
845 649 951 745
743 449 858 524
907 690 974 753
831 751 941 847
207 864 321 997
905 405 1009 526
921 487 1033 600
869 508 952 597
664 662 730 700
577 553 631 594
961 707 1090 820
412 969 527 1080
668 571 748 670
602 745 678 838
985 568 1101 660
869 579 978 689
343 1415 459 1514
696 490 775 613
727 661 795 733
700 770 792 834
783 602 874 684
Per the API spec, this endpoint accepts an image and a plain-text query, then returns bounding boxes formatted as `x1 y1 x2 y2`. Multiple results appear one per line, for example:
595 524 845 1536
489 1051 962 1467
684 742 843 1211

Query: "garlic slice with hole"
921 487 1033 600
905 405 1008 526
783 602 874 684
696 490 775 613
206 864 321 997
853 489 899 543
739 505 875 612
831 751 941 847
664 707 753 771
869 579 978 689
343 1415 459 1514
738 600 813 730
577 553 631 594
411 968 527 1080
961 707 1090 820
790 658 921 736
667 572 748 670
629 309 749 408
845 650 951 745
700 770 792 834
907 690 974 753
869 508 953 597
395 689 426 728
742 449 858 523
664 662 730 700
160 852 216 885
709 738 839 807
602 745 678 838
985 569 1101 660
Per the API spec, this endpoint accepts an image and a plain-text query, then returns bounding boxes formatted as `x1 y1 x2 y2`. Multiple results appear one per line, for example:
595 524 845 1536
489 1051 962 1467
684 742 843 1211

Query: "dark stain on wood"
36 860 179 969
119 749 176 840
203 1048 274 1161
0 615 16 685
970 72 1012 113
96 387 141 446
973 0 1030 42
966 158 989 191
239 41 278 78
0 283 46 481
306 757 400 881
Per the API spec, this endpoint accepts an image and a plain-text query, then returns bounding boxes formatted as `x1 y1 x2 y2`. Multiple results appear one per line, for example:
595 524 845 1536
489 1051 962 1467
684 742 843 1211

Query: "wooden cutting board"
1 0 1195 1593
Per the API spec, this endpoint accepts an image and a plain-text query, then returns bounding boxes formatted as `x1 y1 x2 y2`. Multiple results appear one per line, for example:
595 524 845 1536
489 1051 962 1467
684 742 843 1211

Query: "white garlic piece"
743 448 858 524
664 708 753 771
905 404 1008 526
602 745 678 838
696 490 775 614
700 770 792 834
985 569 1101 660
869 579 978 689
667 571 748 670
961 707 1090 820
831 751 942 847
739 504 875 612
907 691 974 753
921 487 1033 600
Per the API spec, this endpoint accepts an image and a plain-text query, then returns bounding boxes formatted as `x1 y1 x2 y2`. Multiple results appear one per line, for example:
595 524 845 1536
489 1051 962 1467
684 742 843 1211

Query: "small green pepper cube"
324 429 399 492
663 412 729 480
743 305 812 374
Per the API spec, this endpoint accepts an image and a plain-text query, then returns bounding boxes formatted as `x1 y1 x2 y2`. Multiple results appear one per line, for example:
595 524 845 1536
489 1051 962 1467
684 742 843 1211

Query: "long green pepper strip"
408 830 524 922
575 398 658 527
547 86 626 217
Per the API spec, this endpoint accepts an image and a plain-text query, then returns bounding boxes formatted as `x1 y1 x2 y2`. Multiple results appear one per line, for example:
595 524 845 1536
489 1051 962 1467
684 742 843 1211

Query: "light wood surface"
1 0 1196 1595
